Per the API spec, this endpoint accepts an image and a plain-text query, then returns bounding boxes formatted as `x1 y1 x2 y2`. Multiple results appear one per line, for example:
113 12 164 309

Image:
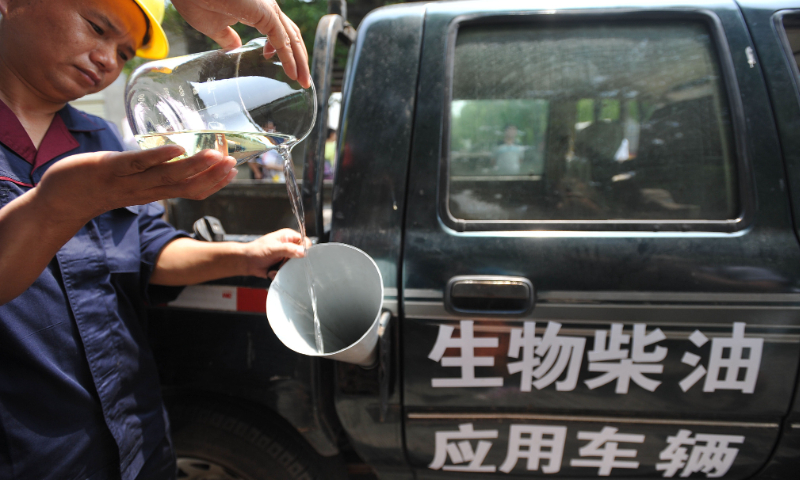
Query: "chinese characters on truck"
428 321 762 394
425 321 764 476
429 422 744 477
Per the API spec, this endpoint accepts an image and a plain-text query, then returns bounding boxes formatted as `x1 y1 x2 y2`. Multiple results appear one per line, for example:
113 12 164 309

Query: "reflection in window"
783 14 800 73
451 99 548 178
448 22 738 222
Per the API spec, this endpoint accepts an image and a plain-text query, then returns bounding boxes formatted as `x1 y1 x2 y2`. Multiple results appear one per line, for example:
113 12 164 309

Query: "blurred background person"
250 148 286 182
492 124 525 175
324 127 336 180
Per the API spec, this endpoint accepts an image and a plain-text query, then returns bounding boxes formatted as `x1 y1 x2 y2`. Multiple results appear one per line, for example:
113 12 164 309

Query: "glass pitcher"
125 38 316 165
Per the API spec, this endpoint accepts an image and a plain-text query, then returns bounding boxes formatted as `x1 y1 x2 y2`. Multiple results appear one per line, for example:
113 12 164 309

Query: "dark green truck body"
147 1 800 478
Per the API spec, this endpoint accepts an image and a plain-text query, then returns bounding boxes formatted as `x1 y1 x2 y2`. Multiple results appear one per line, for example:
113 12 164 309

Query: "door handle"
446 276 534 315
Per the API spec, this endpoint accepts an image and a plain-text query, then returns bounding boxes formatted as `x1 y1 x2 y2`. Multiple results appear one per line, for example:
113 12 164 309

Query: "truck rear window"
447 21 739 223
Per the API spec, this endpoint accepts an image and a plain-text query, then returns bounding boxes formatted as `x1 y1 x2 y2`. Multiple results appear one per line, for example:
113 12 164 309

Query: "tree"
126 1 410 84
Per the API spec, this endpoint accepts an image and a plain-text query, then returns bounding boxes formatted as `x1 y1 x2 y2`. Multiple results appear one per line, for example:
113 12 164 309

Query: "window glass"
783 14 800 74
448 22 738 222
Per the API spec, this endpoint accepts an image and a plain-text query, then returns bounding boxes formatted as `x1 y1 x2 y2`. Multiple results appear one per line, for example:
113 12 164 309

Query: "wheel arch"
164 390 349 480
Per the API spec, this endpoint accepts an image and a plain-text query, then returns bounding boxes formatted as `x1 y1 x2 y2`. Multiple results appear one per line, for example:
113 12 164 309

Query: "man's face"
0 0 146 103
504 126 517 144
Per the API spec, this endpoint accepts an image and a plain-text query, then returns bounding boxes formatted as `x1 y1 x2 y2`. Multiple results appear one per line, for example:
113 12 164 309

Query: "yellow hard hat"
133 0 169 59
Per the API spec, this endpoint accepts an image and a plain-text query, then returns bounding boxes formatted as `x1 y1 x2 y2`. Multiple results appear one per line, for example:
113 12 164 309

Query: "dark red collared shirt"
0 101 186 480
0 101 79 182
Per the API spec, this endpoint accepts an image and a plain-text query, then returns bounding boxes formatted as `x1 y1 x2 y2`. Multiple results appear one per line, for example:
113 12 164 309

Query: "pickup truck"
146 1 800 479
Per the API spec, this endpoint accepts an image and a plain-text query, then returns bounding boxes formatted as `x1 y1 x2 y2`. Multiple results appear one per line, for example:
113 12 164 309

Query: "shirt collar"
0 99 37 163
59 104 106 133
0 100 105 171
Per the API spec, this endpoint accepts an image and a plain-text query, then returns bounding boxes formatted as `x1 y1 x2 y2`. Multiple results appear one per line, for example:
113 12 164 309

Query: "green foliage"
280 0 329 52
125 1 327 75
161 1 326 57
123 1 399 80
576 99 622 123
576 99 594 123
123 56 149 77
450 100 549 153
599 99 620 121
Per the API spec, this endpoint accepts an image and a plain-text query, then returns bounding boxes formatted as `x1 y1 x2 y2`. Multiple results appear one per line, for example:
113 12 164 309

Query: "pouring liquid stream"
280 147 324 354
135 130 324 354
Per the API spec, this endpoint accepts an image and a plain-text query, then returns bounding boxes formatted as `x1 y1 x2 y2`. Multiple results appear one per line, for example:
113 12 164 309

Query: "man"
0 0 310 478
492 124 525 175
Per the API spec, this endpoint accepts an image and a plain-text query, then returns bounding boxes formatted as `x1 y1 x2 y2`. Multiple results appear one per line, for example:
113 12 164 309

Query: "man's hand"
171 0 311 89
150 228 310 286
241 228 310 280
0 146 236 305
34 146 237 224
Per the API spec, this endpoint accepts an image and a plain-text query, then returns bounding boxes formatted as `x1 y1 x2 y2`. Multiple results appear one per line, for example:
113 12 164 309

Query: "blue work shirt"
0 102 186 479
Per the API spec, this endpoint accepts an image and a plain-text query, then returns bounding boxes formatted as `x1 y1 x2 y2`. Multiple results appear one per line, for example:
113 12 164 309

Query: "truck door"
738 1 800 475
402 1 800 478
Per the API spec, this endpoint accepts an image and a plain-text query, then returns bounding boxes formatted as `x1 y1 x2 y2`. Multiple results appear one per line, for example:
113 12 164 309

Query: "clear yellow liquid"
135 130 296 165
279 152 324 354
137 130 325 353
